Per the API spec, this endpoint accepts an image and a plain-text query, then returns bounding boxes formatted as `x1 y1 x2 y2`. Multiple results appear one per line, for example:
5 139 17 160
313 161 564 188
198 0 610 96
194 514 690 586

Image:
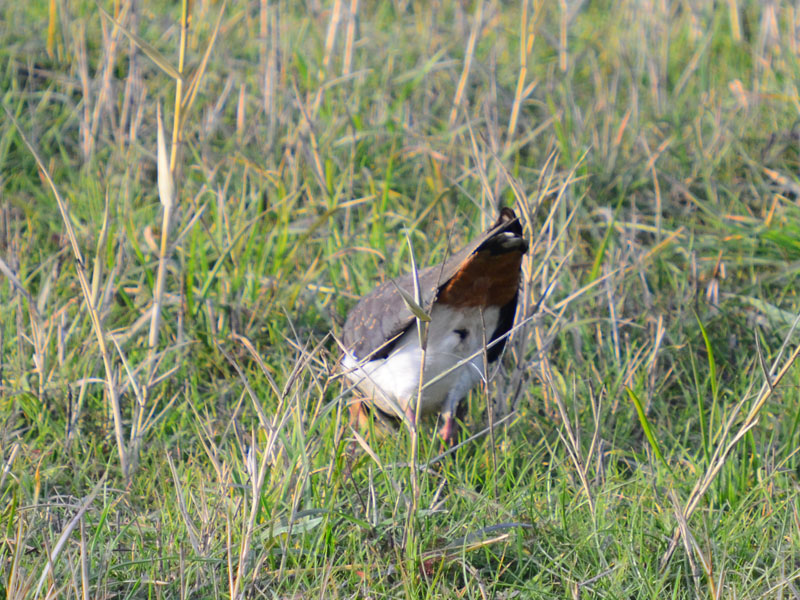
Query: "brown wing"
342 207 528 360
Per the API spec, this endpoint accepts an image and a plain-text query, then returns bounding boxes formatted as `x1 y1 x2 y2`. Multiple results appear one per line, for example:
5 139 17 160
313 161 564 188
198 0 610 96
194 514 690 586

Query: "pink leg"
349 399 368 429
404 405 417 431
438 415 459 446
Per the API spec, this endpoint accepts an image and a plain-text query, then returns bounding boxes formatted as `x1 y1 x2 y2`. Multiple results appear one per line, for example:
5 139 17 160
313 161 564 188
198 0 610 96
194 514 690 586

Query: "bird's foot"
348 399 371 431
438 415 459 447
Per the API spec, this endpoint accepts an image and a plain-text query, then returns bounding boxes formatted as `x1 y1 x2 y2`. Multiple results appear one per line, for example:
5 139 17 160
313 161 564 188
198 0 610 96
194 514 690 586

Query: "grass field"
3 0 800 597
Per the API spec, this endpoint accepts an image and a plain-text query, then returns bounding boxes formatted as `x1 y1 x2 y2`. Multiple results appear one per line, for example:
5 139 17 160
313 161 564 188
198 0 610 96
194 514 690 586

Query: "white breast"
343 305 500 418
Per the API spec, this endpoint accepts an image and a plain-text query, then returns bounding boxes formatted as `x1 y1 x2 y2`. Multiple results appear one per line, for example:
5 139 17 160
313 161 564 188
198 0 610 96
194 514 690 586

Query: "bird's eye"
454 328 468 340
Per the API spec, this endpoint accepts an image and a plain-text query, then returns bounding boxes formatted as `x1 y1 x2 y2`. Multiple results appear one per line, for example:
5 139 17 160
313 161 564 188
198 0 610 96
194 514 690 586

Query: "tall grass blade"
626 386 671 473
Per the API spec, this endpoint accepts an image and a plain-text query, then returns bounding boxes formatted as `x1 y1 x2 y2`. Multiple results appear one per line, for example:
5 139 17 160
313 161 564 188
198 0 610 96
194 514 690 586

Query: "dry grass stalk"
147 103 174 393
505 0 542 155
33 476 105 599
322 0 343 75
449 0 484 127
5 107 130 478
88 2 129 161
170 0 190 173
343 0 358 76
661 328 800 569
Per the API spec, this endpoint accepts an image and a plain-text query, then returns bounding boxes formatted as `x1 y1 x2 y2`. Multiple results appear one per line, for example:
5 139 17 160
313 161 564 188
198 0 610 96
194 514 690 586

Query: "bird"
341 207 528 445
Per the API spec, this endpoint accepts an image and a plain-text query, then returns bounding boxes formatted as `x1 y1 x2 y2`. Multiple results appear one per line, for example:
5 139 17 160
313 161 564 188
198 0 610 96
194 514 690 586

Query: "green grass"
2 0 800 597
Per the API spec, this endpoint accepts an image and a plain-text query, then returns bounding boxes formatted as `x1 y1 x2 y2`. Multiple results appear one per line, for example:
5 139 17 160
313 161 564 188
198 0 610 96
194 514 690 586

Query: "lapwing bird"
342 207 528 445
